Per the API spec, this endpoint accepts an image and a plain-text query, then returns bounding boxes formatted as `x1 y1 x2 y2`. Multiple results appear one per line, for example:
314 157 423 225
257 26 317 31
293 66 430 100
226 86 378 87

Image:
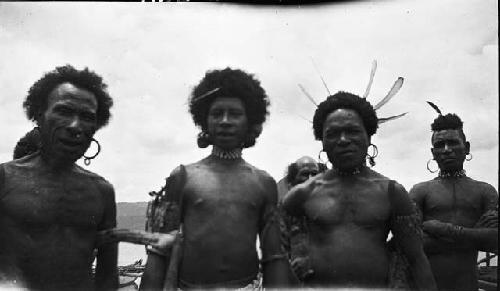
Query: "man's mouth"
337 150 356 156
441 157 457 163
58 138 84 148
217 132 236 138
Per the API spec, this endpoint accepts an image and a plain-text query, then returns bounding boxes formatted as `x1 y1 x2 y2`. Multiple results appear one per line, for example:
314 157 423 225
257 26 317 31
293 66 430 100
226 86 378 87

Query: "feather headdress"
426 101 442 115
298 60 408 124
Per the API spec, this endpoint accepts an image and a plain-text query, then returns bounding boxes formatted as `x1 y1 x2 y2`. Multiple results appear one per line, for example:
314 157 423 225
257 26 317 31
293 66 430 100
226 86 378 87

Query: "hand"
422 220 448 236
422 220 462 240
148 231 178 251
291 257 314 280
474 210 498 228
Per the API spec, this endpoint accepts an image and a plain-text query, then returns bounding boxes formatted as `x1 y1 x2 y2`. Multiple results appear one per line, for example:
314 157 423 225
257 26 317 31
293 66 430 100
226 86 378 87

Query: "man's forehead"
48 82 98 107
297 163 319 171
432 129 464 143
325 109 364 127
210 96 245 109
432 129 462 139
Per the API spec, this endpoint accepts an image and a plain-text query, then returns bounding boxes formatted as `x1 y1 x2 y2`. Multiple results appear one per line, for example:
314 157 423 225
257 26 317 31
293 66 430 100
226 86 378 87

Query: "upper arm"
408 183 427 214
259 173 278 229
391 182 416 217
481 183 499 213
97 179 117 231
281 179 314 217
389 182 424 256
262 173 278 206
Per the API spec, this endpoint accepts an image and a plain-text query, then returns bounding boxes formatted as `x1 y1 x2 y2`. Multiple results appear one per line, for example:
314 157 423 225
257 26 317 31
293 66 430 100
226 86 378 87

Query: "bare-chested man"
409 109 498 291
0 65 117 290
140 68 288 290
283 92 436 289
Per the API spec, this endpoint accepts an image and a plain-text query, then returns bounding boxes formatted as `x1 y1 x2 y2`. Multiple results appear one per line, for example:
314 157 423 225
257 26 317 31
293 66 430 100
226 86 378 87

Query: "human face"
207 97 248 150
431 129 469 172
322 109 370 170
294 163 320 186
39 83 98 163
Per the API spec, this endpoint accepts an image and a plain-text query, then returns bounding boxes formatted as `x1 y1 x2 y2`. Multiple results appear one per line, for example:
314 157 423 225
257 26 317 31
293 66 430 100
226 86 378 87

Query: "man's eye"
57 107 72 115
209 110 222 117
229 110 243 116
81 114 96 122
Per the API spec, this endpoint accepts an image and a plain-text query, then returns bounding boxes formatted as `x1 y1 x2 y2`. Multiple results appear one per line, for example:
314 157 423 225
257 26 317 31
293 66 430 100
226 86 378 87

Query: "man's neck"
438 168 466 179
40 149 76 173
211 145 243 160
332 164 366 176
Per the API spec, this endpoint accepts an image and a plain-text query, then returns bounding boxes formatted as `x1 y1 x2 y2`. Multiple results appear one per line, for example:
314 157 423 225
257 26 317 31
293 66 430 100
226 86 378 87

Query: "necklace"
332 166 363 176
211 146 242 160
438 169 466 179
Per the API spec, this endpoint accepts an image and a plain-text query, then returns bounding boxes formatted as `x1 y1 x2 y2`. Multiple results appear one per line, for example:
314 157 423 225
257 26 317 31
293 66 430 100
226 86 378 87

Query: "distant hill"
117 202 148 230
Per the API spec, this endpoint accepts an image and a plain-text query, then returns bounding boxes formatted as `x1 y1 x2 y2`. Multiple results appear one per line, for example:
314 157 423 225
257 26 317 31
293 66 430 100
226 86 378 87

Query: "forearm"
408 253 437 291
262 256 290 288
458 227 498 252
95 244 118 291
431 223 498 252
140 253 169 291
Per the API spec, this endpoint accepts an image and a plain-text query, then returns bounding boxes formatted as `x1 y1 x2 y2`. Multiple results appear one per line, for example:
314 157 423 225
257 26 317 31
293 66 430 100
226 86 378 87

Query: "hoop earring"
465 153 473 161
366 144 378 167
426 159 438 173
83 138 101 166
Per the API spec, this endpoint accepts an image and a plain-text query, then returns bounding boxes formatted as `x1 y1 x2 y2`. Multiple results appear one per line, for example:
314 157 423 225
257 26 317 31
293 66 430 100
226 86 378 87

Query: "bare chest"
304 183 390 227
2 175 104 230
424 180 483 223
183 170 265 217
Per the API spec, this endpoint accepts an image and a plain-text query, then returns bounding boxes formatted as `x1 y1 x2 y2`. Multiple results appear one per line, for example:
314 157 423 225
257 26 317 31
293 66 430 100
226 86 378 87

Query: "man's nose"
338 132 349 144
66 117 83 136
220 112 231 125
443 143 452 152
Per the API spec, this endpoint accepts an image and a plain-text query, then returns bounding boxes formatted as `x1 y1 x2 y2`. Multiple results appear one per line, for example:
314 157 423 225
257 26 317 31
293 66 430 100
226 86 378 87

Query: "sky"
0 0 497 202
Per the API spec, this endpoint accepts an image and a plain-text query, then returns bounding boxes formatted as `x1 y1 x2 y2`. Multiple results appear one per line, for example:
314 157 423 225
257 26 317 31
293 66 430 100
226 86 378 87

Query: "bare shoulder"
3 152 40 169
468 178 498 195
366 169 413 212
243 161 276 189
74 165 115 196
364 168 405 192
466 178 499 209
245 161 274 182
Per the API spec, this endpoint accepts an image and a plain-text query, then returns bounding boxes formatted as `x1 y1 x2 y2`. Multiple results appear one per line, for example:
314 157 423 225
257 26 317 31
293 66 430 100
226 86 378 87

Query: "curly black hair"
189 67 270 148
23 65 113 129
13 128 41 159
431 113 463 131
431 113 466 141
312 91 378 140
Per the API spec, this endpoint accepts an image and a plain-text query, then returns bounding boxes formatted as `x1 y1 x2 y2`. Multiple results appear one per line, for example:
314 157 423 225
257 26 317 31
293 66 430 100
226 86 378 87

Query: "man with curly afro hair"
410 111 498 291
283 92 436 289
141 68 289 290
0 65 118 290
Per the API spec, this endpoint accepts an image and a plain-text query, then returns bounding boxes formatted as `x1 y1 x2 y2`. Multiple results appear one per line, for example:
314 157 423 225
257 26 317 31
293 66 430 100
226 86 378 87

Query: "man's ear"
430 147 438 160
465 141 470 154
